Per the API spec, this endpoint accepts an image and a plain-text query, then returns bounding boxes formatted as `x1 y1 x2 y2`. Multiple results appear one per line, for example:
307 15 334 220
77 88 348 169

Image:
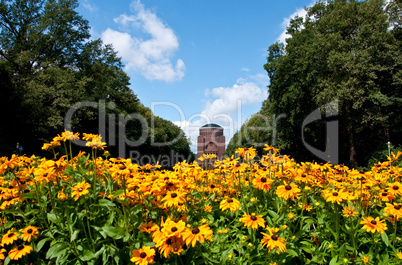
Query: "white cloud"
174 75 268 152
101 0 185 82
82 0 98 13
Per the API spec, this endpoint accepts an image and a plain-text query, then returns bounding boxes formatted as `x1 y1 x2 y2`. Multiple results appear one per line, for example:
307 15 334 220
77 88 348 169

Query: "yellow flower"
228 252 233 260
57 190 69 201
19 226 40 242
219 198 240 213
8 245 33 260
360 216 388 234
71 181 91 201
239 213 266 230
130 246 155 265
397 251 402 260
276 181 301 200
203 204 212 213
342 205 358 218
260 230 286 254
287 212 295 220
361 256 370 264
182 224 213 247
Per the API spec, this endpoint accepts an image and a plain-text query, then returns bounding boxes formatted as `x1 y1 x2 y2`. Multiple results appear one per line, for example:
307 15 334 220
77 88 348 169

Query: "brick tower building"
197 123 225 164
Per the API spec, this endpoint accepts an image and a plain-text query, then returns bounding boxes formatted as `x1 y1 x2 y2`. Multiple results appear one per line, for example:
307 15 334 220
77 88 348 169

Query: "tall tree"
0 0 193 164
263 0 402 167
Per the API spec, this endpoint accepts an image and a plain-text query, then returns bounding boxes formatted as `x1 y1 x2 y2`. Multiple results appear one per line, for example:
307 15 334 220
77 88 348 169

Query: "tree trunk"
347 124 357 168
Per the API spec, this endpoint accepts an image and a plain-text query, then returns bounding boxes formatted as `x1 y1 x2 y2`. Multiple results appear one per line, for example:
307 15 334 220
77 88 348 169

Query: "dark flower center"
6 196 13 201
301 174 306 178
393 185 399 190
43 173 48 177
210 184 215 189
174 247 179 252
17 245 24 251
227 199 233 203
395 205 401 210
192 228 200 234
27 229 33 234
78 188 83 192
140 252 146 258
261 177 267 183
371 220 377 225
285 185 292 191
166 238 172 245
271 235 278 241
250 215 257 221
382 192 387 197
332 192 339 196
8 232 14 238
171 193 177 198
171 227 178 232
119 165 126 170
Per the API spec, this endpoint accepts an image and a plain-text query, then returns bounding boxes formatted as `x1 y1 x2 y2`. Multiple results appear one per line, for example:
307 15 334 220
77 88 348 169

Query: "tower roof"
201 123 222 128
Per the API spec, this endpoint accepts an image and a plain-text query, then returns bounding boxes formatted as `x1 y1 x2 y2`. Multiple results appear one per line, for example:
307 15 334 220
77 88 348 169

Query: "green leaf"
19 192 37 199
286 249 298 257
98 198 116 208
71 230 80 242
36 237 51 252
47 212 61 224
102 225 125 240
81 249 95 261
381 232 389 247
329 256 339 265
46 242 70 259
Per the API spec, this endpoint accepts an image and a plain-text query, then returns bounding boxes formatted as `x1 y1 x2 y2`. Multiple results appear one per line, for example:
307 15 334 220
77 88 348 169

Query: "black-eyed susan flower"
388 182 402 196
71 181 91 201
342 205 358 218
130 246 155 265
260 227 286 254
360 216 388 234
276 181 301 200
1 230 19 246
324 189 348 204
19 225 40 242
57 190 69 201
162 190 186 208
219 198 240 213
384 203 402 221
253 174 274 191
8 245 33 260
139 221 158 234
239 213 265 230
182 224 213 247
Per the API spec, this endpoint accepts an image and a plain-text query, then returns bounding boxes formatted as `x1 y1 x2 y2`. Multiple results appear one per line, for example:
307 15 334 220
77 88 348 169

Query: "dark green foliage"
0 0 192 164
227 0 402 168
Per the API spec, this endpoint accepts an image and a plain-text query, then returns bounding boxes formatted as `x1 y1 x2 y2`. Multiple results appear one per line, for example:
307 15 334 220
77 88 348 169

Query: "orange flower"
253 174 274 191
19 226 40 242
260 227 286 254
1 230 19 246
8 245 33 260
219 198 240 213
360 216 387 234
130 246 155 265
71 181 91 201
276 182 301 200
385 203 402 221
239 213 265 230
182 224 213 247
324 189 348 204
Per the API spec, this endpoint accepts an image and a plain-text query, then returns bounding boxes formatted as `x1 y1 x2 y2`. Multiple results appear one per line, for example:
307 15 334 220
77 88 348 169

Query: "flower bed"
0 131 401 264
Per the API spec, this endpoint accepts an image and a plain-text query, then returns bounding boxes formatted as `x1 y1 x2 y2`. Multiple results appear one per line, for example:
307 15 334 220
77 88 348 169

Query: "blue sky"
77 0 313 152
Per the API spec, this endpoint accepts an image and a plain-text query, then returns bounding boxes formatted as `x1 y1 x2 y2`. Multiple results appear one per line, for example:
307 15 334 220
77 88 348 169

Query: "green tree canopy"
0 0 192 165
227 0 402 168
